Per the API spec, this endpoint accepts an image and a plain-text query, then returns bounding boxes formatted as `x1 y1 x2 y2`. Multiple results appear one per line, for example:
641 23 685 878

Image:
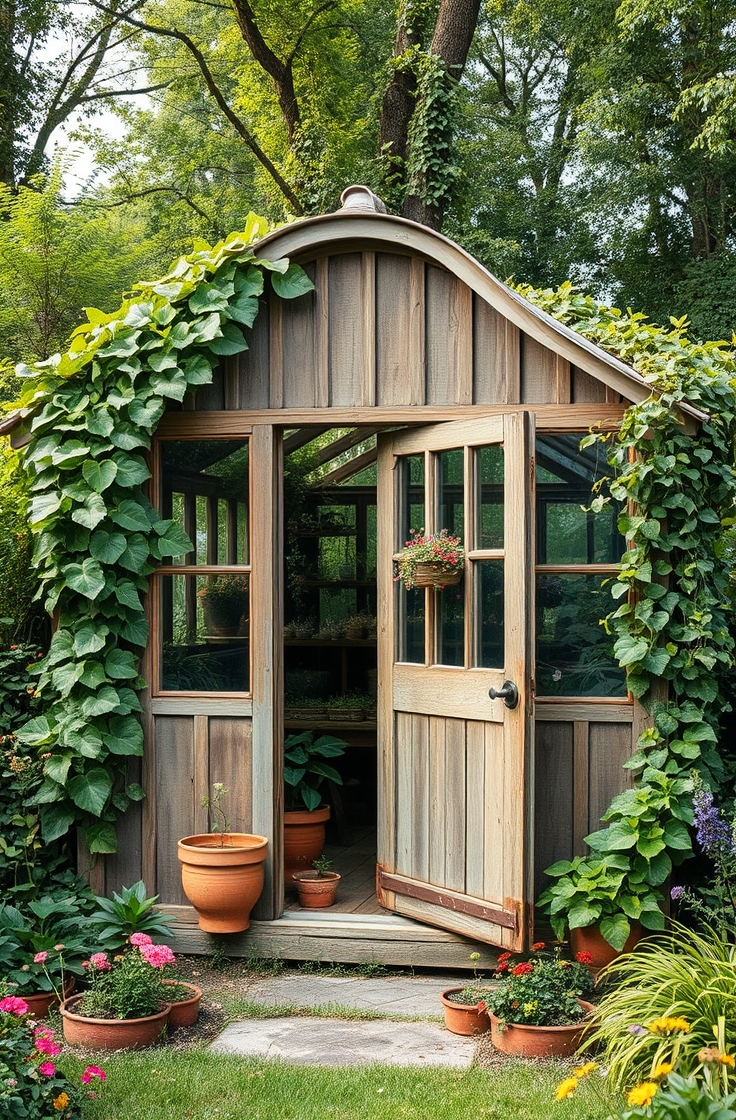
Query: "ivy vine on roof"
9 214 313 854
523 283 736 951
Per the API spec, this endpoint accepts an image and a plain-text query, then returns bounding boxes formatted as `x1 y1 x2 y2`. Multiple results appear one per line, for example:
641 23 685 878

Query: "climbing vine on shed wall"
524 283 736 948
10 215 313 854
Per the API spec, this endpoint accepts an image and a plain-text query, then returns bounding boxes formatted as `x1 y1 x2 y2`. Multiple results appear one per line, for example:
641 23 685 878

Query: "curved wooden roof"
256 209 705 420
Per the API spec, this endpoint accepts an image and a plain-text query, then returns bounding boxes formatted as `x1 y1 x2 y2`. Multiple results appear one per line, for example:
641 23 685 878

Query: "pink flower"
34 1027 55 1041
89 952 111 971
0 996 29 1015
33 951 48 964
38 1061 56 1077
54 944 64 952
36 1037 62 1057
575 951 594 965
81 1065 106 1084
139 943 176 968
129 933 153 947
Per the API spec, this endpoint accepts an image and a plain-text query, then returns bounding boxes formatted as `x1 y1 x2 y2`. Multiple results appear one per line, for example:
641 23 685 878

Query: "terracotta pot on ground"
571 922 642 975
22 978 75 1020
440 989 491 1036
177 832 269 933
283 806 330 886
293 870 341 908
60 994 171 1051
490 1000 595 1059
163 980 202 1029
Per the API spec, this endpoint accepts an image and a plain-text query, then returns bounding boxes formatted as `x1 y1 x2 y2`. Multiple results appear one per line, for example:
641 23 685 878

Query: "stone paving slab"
241 973 465 1018
210 1016 475 1068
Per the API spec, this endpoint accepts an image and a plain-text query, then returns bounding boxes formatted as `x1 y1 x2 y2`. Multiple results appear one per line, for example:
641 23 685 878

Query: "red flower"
495 962 508 973
511 962 533 976
532 941 546 951
575 951 594 965
497 952 512 963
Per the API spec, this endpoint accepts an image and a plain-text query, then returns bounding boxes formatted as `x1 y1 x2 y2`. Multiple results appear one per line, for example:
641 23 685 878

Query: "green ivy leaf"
70 492 107 530
15 716 53 746
90 530 127 564
208 321 248 356
270 263 315 299
105 648 139 679
67 768 112 815
599 914 631 952
111 453 150 488
107 714 144 755
81 686 120 718
85 820 118 854
118 533 149 572
63 559 106 599
39 804 77 843
82 459 118 492
109 499 154 532
73 620 109 656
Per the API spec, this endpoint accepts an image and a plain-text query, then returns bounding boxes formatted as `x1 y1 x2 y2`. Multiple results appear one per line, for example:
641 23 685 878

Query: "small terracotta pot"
163 981 202 1029
177 832 269 933
21 978 75 1020
284 806 330 886
490 999 595 1059
440 989 491 1036
570 922 642 975
60 995 171 1051
293 870 341 908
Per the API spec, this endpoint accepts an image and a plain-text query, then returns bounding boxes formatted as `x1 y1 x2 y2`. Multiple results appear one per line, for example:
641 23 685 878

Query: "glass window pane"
438 449 464 539
536 574 626 696
161 440 250 566
477 446 504 549
399 586 425 664
536 434 623 564
160 574 249 692
477 561 504 668
437 579 465 666
366 504 377 579
400 455 424 546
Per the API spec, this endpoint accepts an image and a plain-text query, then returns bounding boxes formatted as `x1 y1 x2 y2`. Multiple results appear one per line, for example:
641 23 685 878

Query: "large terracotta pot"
571 922 642 975
60 994 171 1051
441 988 491 1036
163 980 202 1029
490 1000 595 1059
177 832 269 933
293 870 341 909
21 978 75 1020
283 807 330 886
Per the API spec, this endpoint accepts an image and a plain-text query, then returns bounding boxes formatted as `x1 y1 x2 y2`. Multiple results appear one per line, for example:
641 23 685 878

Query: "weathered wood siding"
170 251 623 414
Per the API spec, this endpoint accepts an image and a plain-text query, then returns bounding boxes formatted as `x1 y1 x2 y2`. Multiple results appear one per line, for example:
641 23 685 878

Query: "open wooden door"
376 413 534 951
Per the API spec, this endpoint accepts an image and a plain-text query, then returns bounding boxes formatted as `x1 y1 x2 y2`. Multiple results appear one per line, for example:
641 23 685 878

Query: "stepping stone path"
210 972 477 1068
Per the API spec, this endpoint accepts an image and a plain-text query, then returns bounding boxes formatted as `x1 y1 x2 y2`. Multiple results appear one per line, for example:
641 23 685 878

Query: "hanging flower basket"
394 530 465 591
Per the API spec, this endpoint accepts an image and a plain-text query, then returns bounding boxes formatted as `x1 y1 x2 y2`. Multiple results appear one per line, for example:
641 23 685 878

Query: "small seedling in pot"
202 782 231 845
312 856 334 879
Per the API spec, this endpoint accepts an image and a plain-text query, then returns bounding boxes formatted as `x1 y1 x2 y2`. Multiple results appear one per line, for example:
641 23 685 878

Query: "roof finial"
339 185 387 214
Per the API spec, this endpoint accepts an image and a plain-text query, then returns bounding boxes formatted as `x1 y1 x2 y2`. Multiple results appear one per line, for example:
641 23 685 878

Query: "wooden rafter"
311 445 378 488
282 426 331 455
314 426 382 466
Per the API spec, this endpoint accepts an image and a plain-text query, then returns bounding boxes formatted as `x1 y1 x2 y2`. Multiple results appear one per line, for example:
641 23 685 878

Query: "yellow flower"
627 1082 659 1108
573 1062 598 1078
652 1062 673 1079
720 1054 736 1067
648 1017 691 1034
555 1077 579 1101
53 1093 70 1111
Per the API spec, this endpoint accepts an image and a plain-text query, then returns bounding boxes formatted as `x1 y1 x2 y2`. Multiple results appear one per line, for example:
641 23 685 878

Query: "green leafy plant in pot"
283 732 346 886
198 576 249 636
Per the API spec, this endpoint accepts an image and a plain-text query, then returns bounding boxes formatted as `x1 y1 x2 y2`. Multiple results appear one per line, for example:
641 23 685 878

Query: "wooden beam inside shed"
283 426 331 456
312 445 378 488
314 426 382 466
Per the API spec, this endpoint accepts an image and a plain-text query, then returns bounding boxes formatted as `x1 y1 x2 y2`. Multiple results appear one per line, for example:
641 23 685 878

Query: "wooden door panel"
393 664 505 721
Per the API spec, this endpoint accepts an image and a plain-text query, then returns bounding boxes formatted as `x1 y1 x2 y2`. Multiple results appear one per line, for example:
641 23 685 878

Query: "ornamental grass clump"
75 935 176 1020
487 944 594 1029
586 924 736 1092
0 988 106 1118
394 529 464 590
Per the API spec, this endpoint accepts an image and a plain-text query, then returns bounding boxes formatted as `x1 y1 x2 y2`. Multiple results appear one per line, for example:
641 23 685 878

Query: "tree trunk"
0 1 17 188
379 0 481 230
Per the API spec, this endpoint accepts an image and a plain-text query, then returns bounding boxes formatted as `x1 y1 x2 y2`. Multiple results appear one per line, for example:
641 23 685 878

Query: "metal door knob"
488 680 519 709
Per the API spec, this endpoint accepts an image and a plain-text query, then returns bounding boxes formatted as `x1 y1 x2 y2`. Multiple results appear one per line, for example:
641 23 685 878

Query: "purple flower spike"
670 886 684 900
693 788 732 858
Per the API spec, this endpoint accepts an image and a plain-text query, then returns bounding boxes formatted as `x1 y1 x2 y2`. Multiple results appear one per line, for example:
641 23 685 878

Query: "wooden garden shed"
16 186 696 968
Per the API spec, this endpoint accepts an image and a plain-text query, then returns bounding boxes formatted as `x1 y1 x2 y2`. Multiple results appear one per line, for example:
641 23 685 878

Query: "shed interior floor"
284 829 383 916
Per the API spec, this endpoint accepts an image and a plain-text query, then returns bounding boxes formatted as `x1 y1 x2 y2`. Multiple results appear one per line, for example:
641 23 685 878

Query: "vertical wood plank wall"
110 244 636 912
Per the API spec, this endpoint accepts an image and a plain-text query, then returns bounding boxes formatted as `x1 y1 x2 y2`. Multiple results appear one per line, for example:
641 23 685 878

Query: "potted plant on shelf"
177 783 268 933
60 938 176 1050
325 693 367 722
198 576 249 637
485 944 596 1058
394 529 464 590
537 855 650 973
293 856 341 908
284 731 346 885
0 893 94 1019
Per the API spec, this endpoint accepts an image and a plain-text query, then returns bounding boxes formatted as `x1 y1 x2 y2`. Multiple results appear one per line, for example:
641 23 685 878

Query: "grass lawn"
61 1050 612 1120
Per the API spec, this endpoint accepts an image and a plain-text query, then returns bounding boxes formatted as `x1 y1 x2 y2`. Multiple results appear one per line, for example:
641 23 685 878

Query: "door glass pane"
437 579 465 666
161 439 249 565
477 446 504 549
477 561 504 668
536 573 626 696
536 434 623 564
160 574 249 692
399 456 425 663
438 449 464 539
